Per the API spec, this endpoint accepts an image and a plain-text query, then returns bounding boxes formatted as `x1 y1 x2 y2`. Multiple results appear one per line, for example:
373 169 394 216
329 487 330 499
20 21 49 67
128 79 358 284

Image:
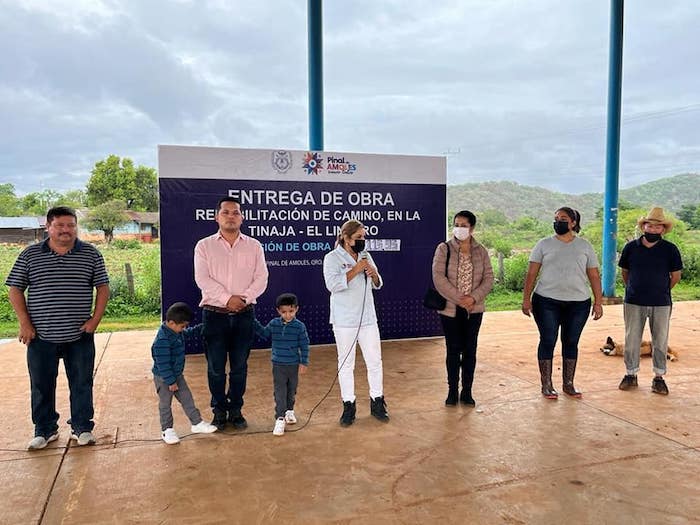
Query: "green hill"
448 173 700 222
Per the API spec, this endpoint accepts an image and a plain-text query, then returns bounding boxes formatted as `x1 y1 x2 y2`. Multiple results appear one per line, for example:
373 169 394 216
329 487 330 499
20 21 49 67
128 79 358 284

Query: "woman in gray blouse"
521 207 603 399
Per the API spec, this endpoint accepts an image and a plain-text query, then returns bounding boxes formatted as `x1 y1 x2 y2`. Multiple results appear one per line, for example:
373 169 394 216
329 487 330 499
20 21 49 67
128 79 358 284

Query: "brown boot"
562 358 582 398
538 359 558 399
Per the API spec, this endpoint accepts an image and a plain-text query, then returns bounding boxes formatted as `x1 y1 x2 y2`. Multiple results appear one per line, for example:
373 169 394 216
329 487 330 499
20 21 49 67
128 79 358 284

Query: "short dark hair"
556 207 581 233
453 210 476 227
47 206 77 224
276 293 299 308
217 197 241 212
166 302 193 323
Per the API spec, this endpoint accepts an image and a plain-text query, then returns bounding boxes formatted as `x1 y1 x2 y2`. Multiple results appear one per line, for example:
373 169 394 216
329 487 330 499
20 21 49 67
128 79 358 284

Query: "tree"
59 189 88 209
585 207 686 254
479 209 510 228
594 199 638 220
480 231 513 283
85 199 130 243
21 190 62 215
133 166 159 211
0 183 21 216
678 203 700 229
86 155 158 211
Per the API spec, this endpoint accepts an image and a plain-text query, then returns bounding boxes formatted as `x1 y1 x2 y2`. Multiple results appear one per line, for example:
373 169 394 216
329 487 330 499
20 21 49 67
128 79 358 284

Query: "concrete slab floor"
0 302 698 524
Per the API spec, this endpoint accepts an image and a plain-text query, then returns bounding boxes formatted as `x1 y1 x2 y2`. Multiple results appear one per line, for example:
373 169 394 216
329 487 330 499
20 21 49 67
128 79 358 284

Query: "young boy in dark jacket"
254 293 310 436
152 302 218 444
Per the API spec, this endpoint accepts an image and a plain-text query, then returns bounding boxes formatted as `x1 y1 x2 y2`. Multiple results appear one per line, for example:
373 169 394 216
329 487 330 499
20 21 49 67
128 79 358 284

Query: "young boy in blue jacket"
254 293 310 436
152 302 218 444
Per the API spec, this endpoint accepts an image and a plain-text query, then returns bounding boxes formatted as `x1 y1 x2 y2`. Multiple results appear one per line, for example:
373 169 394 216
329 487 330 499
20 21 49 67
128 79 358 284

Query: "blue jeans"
532 293 591 360
27 332 96 437
202 308 255 416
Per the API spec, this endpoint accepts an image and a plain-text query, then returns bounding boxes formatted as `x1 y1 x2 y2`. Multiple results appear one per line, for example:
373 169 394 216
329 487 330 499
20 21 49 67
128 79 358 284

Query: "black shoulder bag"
423 242 451 310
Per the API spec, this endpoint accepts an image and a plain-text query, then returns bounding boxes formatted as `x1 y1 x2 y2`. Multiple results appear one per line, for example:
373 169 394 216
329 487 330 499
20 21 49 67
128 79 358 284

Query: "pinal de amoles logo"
302 152 323 175
271 150 292 174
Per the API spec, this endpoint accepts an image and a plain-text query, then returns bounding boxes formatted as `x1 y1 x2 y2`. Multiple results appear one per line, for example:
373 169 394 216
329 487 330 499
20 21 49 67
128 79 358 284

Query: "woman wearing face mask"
323 220 389 426
522 207 603 399
431 210 494 406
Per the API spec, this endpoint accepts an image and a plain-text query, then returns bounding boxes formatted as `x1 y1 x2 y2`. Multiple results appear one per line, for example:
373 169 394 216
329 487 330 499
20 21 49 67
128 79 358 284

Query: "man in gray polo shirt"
6 206 110 450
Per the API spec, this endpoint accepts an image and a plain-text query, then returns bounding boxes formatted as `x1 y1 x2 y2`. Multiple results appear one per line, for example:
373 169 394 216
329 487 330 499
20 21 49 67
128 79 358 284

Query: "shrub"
112 238 142 250
502 253 530 291
679 245 700 284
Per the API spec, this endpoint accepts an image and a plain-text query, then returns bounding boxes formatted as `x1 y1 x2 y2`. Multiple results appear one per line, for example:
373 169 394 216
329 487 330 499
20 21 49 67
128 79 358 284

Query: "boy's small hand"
169 383 179 392
299 364 308 375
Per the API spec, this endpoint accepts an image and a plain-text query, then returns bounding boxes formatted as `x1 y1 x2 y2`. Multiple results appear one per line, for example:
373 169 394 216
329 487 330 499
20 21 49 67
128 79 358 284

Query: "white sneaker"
70 431 96 446
28 432 59 450
191 421 218 434
161 428 180 445
273 417 285 436
284 410 297 424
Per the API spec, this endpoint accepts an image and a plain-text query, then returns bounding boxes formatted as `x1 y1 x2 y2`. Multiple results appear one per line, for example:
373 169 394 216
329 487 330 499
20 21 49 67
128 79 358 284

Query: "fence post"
125 263 135 297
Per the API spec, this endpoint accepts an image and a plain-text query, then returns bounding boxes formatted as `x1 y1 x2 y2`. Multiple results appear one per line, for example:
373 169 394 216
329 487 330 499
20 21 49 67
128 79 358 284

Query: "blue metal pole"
602 0 624 297
308 0 324 151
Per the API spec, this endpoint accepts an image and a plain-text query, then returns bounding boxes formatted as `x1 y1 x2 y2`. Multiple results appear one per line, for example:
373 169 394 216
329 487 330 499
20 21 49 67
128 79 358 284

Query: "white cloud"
0 0 698 195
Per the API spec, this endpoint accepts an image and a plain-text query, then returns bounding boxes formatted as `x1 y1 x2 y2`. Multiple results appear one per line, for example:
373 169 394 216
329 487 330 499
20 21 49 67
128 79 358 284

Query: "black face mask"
553 221 570 235
643 232 662 243
351 239 365 253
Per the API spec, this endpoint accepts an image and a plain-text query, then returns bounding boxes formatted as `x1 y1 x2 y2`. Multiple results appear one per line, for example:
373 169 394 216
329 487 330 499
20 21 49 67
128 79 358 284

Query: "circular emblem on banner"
271 150 292 173
302 152 324 175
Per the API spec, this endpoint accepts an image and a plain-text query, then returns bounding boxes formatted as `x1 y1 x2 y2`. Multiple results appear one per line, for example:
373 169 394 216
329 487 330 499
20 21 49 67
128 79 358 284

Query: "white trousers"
333 324 384 402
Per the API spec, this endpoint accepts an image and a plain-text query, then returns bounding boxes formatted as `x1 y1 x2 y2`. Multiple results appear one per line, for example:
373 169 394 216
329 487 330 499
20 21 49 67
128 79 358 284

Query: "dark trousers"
440 309 483 393
153 374 202 431
531 293 591 360
27 332 96 437
272 363 299 419
202 308 254 417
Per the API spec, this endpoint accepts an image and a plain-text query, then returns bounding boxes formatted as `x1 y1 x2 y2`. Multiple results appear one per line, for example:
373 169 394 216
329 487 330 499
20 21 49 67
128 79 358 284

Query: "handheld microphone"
360 250 369 280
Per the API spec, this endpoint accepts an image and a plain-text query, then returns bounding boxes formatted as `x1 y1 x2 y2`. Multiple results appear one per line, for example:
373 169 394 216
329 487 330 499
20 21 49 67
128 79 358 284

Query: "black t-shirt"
618 238 683 306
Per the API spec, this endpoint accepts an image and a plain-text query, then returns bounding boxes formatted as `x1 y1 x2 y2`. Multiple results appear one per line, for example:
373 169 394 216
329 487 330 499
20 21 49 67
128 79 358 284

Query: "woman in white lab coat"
323 220 388 426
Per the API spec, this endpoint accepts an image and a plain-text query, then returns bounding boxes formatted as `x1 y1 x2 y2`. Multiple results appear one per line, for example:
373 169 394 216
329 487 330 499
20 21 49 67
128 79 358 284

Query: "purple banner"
159 178 446 350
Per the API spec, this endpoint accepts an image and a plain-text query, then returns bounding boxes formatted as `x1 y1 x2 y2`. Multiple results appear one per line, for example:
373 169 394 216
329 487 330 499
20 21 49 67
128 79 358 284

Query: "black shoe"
618 374 638 391
370 396 390 422
212 413 227 431
445 388 458 406
459 390 476 406
651 377 669 395
340 401 356 426
228 412 248 430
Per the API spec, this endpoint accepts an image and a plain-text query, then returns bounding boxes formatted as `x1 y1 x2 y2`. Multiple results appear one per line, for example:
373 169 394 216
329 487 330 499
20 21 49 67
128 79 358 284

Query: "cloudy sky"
1 0 699 194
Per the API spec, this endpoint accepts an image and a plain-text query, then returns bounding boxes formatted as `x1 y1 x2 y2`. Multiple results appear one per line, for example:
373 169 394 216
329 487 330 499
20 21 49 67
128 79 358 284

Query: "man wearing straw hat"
617 207 683 395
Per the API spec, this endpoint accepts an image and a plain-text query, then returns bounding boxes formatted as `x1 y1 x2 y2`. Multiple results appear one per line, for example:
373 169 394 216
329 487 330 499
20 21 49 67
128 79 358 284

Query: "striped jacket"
254 317 310 365
151 323 202 385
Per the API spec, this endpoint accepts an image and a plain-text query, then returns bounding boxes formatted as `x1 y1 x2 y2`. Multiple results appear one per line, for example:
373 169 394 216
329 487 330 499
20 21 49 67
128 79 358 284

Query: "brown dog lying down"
600 336 678 361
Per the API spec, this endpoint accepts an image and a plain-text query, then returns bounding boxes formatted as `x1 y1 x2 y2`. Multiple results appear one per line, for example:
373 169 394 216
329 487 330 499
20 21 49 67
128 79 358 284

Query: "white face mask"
453 227 471 241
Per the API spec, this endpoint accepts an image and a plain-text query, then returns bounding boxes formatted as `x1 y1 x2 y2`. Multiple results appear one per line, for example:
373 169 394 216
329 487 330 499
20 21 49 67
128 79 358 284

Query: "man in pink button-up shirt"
194 197 268 430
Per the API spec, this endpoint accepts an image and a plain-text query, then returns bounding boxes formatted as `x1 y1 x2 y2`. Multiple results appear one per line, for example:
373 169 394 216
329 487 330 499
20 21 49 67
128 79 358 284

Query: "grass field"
1 238 698 338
